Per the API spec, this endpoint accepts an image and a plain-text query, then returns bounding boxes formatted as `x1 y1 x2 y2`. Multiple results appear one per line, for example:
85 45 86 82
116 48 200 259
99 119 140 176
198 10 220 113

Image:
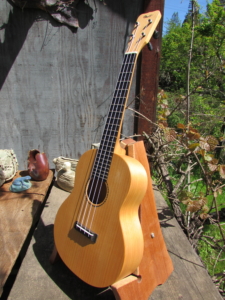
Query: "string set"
75 52 137 234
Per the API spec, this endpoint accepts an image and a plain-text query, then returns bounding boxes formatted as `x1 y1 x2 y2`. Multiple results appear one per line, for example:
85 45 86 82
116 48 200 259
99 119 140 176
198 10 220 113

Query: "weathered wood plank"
0 0 143 169
5 183 223 300
0 170 54 296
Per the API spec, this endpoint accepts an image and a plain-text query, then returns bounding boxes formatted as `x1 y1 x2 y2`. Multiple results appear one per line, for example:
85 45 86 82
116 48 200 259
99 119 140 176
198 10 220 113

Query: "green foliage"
160 0 225 138
198 224 225 276
156 2 225 292
160 0 225 103
160 23 191 91
153 89 225 295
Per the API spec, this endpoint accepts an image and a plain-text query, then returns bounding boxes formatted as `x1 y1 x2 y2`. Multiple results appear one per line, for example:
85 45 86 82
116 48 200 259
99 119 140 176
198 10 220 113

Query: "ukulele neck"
92 52 137 181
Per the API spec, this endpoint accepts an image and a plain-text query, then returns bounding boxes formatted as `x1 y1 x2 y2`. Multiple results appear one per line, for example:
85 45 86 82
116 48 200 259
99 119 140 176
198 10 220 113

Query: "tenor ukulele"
54 10 162 288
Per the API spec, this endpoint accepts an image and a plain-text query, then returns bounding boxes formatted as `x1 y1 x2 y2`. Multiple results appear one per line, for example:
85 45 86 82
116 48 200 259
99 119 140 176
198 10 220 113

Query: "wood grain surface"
0 0 143 169
0 170 54 295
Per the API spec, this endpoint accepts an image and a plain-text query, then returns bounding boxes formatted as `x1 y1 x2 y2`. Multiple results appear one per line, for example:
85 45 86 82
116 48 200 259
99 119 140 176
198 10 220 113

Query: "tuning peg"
153 30 159 39
147 42 153 51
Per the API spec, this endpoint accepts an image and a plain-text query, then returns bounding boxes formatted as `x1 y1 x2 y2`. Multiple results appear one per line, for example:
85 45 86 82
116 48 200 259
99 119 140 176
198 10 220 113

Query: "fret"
96 146 113 154
102 128 118 135
94 160 111 170
93 160 110 168
93 164 110 174
106 120 119 131
93 161 110 171
123 62 134 69
92 173 107 181
117 80 130 83
108 107 123 112
113 91 127 98
115 87 129 91
106 132 118 137
110 102 125 111
103 127 119 134
116 86 128 93
92 171 109 180
105 117 121 122
117 82 130 86
97 147 114 154
105 120 120 126
105 132 117 138
101 135 115 143
107 112 122 120
92 172 109 181
111 101 126 106
114 95 127 99
118 71 132 77
122 72 132 77
93 167 110 178
109 108 123 113
119 76 132 83
116 81 130 89
110 101 125 107
105 124 120 132
121 63 133 69
114 89 128 93
96 152 112 161
121 62 135 69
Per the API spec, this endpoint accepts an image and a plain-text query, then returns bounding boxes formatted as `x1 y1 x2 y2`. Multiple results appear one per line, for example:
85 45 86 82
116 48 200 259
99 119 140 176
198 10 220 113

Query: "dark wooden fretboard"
91 52 137 181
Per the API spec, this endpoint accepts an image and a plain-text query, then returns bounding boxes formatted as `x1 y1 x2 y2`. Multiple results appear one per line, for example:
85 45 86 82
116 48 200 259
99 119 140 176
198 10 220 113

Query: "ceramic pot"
28 149 49 181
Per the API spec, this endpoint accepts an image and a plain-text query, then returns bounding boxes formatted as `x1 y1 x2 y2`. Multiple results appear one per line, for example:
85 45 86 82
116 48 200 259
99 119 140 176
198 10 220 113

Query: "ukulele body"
54 148 147 288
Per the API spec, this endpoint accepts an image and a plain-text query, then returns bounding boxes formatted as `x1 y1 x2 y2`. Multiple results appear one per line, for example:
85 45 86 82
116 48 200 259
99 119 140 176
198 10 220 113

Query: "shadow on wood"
31 214 115 299
0 2 94 90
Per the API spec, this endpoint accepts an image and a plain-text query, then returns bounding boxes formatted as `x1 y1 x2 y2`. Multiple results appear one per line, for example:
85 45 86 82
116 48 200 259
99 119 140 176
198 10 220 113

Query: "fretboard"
92 52 137 181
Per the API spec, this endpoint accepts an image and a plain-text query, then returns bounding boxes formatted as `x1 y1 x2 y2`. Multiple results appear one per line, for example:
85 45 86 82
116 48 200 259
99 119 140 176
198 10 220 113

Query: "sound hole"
87 177 107 206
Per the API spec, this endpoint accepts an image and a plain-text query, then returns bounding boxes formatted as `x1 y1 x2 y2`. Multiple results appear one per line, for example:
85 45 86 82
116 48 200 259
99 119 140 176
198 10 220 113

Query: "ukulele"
54 10 161 288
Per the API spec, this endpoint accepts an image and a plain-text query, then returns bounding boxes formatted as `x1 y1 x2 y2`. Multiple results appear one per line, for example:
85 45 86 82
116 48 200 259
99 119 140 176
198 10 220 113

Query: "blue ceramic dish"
10 176 32 192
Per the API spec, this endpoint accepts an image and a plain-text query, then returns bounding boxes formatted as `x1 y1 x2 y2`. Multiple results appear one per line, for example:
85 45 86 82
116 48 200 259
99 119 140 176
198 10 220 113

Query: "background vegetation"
144 0 225 295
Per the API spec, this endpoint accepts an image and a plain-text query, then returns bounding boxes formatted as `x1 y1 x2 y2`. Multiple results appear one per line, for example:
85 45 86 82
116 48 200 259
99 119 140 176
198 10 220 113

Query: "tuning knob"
147 42 153 51
153 30 159 39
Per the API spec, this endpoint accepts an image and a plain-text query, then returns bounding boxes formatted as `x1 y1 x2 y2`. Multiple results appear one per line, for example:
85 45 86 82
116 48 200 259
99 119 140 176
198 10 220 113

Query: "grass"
198 223 225 277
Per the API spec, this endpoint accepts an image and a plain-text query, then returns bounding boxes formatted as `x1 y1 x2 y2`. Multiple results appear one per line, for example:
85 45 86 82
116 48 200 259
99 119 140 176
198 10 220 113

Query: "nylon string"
76 53 137 233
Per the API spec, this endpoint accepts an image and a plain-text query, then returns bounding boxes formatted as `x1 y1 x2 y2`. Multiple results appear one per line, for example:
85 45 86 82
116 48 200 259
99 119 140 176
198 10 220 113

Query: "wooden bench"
0 170 54 297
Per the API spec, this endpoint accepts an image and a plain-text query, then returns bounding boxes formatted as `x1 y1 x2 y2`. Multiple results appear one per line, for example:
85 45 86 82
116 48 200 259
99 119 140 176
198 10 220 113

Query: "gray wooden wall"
0 0 143 169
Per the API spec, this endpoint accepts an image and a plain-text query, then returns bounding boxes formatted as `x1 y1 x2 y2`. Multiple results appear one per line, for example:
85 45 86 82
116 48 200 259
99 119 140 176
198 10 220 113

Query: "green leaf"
188 143 199 151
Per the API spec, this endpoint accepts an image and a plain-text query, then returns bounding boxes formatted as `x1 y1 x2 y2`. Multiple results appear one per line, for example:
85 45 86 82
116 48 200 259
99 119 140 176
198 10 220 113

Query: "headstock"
125 11 161 54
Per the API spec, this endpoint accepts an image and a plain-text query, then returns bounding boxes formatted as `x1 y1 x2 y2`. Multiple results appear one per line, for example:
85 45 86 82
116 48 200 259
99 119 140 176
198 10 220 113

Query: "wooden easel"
50 139 173 299
110 139 173 300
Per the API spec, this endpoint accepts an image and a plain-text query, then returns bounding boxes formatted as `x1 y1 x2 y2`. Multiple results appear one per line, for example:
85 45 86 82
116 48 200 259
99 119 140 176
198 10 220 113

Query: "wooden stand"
110 139 173 300
50 140 173 299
